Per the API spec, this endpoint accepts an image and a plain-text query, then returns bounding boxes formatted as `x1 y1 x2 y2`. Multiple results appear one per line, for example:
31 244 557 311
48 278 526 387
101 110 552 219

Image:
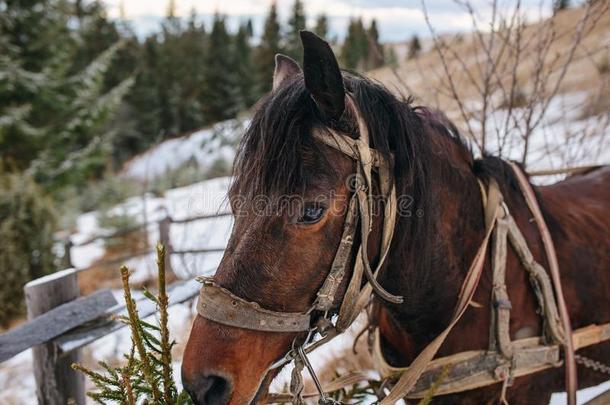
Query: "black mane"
230 72 453 204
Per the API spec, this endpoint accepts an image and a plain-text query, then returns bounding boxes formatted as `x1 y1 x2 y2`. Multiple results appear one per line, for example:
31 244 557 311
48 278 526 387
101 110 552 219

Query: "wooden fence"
0 211 230 404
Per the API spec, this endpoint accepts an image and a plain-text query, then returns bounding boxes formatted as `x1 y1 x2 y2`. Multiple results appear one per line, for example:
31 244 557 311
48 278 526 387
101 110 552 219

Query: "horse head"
181 31 432 405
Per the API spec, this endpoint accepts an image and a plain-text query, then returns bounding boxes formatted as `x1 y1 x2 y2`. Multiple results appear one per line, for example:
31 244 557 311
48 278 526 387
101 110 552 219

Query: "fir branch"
74 247 193 404
121 345 136 405
157 243 175 404
121 265 162 403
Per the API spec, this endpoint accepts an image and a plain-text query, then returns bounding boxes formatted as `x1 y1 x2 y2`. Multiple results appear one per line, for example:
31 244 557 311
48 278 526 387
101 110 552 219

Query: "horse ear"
300 30 345 121
273 54 301 91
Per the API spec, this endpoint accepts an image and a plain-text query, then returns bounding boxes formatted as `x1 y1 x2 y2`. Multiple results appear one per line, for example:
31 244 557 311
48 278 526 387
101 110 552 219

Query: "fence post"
62 239 73 269
24 268 85 405
159 216 173 274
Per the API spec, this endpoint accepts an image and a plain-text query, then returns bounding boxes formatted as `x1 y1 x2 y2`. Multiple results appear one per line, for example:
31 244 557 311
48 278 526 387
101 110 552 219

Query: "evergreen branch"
121 265 162 403
121 345 136 405
74 248 192 404
157 243 175 404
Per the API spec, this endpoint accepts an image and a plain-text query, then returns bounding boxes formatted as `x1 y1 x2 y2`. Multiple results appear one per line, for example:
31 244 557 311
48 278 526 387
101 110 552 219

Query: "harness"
196 97 610 404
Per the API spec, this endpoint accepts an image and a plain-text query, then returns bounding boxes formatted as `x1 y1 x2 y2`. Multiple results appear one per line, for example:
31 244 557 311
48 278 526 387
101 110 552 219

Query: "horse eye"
297 204 326 224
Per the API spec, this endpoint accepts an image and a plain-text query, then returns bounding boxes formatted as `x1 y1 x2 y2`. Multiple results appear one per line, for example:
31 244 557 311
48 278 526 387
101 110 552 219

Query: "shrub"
0 171 57 327
205 157 231 179
97 208 144 251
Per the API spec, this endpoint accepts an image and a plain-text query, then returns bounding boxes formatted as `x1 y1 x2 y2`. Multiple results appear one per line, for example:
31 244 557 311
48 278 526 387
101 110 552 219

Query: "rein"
194 97 607 404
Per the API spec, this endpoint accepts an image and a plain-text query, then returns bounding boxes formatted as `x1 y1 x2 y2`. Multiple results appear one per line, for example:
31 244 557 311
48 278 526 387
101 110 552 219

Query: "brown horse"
182 31 610 404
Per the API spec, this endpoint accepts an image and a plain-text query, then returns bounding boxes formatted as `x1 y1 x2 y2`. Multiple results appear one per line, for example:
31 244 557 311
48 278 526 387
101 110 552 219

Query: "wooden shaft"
24 268 85 405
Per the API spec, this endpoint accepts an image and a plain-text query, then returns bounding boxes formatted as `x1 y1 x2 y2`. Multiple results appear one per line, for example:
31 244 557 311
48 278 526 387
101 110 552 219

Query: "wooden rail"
63 211 231 272
0 210 230 404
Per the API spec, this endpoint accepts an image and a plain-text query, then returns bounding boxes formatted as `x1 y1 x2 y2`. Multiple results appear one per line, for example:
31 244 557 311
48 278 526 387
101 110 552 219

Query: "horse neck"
377 125 488 359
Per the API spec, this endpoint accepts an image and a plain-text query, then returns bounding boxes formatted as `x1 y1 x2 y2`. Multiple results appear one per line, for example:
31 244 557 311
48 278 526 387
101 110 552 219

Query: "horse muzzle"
182 372 232 405
182 314 296 405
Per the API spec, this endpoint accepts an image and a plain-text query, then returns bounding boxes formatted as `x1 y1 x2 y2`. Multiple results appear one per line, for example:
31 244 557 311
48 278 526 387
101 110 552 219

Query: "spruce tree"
255 3 283 94
234 21 256 109
176 9 207 132
200 14 241 122
157 4 184 135
366 19 384 69
0 0 133 190
286 0 307 62
341 18 368 70
314 14 329 39
125 36 163 155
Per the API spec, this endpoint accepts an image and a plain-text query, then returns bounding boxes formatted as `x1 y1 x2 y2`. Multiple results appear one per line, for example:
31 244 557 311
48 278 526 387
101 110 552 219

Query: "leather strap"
507 161 577 405
196 277 311 332
490 214 513 358
313 191 359 311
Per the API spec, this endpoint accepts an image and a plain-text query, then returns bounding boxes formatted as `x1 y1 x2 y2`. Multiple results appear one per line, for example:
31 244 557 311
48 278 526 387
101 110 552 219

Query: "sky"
102 0 555 42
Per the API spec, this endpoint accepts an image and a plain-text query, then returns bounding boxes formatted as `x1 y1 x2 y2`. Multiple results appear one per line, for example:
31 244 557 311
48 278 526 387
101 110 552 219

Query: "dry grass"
371 5 610 129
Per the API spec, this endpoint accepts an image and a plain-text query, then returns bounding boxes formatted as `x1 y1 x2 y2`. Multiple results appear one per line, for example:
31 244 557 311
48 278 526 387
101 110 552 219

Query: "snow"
475 91 610 184
24 268 76 286
550 382 610 404
122 119 248 182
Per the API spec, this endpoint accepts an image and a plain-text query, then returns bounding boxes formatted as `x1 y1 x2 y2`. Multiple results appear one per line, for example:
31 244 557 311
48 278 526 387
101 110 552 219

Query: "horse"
181 31 610 405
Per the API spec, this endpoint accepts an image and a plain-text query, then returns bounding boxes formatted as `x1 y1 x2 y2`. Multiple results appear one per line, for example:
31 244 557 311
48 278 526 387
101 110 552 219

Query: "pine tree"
341 18 368 70
255 3 283 94
234 21 256 109
366 19 384 69
408 34 422 60
314 14 329 39
125 36 163 156
286 0 307 62
200 14 241 122
0 0 133 190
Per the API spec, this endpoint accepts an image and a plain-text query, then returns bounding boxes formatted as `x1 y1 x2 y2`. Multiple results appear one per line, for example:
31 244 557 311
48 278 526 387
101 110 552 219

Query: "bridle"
196 95 404 402
195 95 587 404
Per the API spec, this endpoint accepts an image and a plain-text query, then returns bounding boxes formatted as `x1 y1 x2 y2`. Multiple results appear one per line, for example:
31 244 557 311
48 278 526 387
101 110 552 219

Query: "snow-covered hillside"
122 119 248 182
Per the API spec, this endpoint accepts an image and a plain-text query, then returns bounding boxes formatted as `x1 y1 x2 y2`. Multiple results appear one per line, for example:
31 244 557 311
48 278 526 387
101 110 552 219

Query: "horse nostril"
183 373 231 405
